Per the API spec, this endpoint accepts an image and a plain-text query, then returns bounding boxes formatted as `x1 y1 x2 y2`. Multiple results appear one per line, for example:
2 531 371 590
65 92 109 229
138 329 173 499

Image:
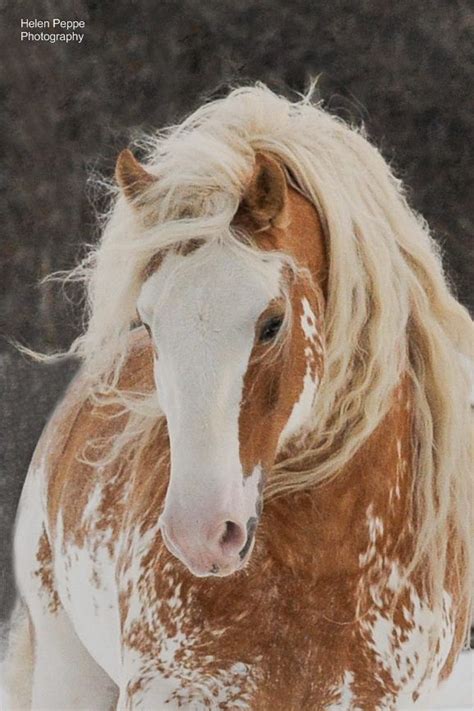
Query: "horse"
5 85 473 710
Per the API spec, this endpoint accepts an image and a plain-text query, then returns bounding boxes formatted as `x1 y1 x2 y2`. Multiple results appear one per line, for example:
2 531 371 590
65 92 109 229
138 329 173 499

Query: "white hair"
35 83 473 640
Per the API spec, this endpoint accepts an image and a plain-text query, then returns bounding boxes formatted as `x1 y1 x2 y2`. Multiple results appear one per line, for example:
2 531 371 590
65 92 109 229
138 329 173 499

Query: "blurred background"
1 0 473 626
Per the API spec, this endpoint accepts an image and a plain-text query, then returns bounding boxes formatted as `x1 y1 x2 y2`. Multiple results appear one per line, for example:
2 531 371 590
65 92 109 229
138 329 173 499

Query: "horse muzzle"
159 512 258 577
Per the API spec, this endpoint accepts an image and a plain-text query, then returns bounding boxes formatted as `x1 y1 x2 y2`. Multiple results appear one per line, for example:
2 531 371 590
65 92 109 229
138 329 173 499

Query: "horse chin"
181 560 241 579
176 536 257 579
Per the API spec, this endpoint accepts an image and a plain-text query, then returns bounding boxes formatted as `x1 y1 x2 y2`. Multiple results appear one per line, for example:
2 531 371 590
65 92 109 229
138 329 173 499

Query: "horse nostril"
219 520 246 552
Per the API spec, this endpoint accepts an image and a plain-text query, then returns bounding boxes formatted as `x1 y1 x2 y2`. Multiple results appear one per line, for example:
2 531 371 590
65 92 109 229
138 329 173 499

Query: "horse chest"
39 485 457 711
116 543 456 710
40 391 459 709
116 544 356 708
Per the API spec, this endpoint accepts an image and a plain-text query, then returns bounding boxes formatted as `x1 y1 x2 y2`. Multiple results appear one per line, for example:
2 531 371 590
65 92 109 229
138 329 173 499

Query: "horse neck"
263 375 414 579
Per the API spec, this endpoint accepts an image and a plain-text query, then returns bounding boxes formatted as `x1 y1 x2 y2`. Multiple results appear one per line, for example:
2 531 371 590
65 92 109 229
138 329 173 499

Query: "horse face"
134 153 326 577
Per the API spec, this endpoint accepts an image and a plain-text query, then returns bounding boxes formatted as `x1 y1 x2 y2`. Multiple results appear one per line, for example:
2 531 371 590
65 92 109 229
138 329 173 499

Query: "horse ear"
115 149 156 203
239 152 289 230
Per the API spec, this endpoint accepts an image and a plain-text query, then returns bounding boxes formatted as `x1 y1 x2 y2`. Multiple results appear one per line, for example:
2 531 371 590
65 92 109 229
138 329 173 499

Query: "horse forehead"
140 245 283 333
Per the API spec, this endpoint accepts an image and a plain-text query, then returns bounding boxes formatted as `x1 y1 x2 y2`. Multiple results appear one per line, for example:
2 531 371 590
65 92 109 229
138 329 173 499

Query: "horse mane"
39 83 473 629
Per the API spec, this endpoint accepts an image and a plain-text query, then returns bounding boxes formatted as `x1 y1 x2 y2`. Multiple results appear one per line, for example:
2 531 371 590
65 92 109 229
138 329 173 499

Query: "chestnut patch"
265 373 281 410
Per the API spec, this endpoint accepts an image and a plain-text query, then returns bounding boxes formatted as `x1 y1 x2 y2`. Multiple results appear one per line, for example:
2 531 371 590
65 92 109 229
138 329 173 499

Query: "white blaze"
138 242 283 530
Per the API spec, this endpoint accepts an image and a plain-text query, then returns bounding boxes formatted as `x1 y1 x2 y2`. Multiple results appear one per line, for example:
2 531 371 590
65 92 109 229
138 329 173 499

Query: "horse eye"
143 322 152 337
259 315 284 343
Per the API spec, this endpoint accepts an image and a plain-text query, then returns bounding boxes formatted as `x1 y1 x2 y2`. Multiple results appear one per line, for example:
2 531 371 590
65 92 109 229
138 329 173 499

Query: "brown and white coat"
10 151 469 711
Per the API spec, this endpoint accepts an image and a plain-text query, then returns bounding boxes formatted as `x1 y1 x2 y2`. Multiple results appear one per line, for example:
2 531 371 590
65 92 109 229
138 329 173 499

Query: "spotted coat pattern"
19 173 468 710
24 330 467 710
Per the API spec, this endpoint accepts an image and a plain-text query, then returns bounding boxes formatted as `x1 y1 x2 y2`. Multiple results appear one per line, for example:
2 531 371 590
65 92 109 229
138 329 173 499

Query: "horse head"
117 149 327 577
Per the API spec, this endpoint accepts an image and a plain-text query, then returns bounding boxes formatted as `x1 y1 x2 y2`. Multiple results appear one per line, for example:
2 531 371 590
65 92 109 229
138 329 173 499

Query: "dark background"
1 0 473 623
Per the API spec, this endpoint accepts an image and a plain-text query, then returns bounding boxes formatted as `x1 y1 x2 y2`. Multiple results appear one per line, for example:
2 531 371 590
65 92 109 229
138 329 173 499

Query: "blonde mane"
42 84 473 632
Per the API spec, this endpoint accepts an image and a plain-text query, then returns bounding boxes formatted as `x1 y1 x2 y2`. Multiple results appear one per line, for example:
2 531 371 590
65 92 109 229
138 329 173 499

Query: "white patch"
80 480 103 524
362 587 455 705
119 523 257 708
127 660 255 709
14 463 50 611
54 510 122 683
278 298 320 447
326 670 356 710
278 360 319 447
138 242 283 570
301 297 320 349
118 517 162 633
12 459 119 708
386 561 404 593
357 506 456 703
358 503 384 568
357 520 456 710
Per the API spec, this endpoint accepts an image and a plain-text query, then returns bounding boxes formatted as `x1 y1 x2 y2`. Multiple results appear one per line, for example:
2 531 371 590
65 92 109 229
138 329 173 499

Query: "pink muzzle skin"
158 513 257 577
